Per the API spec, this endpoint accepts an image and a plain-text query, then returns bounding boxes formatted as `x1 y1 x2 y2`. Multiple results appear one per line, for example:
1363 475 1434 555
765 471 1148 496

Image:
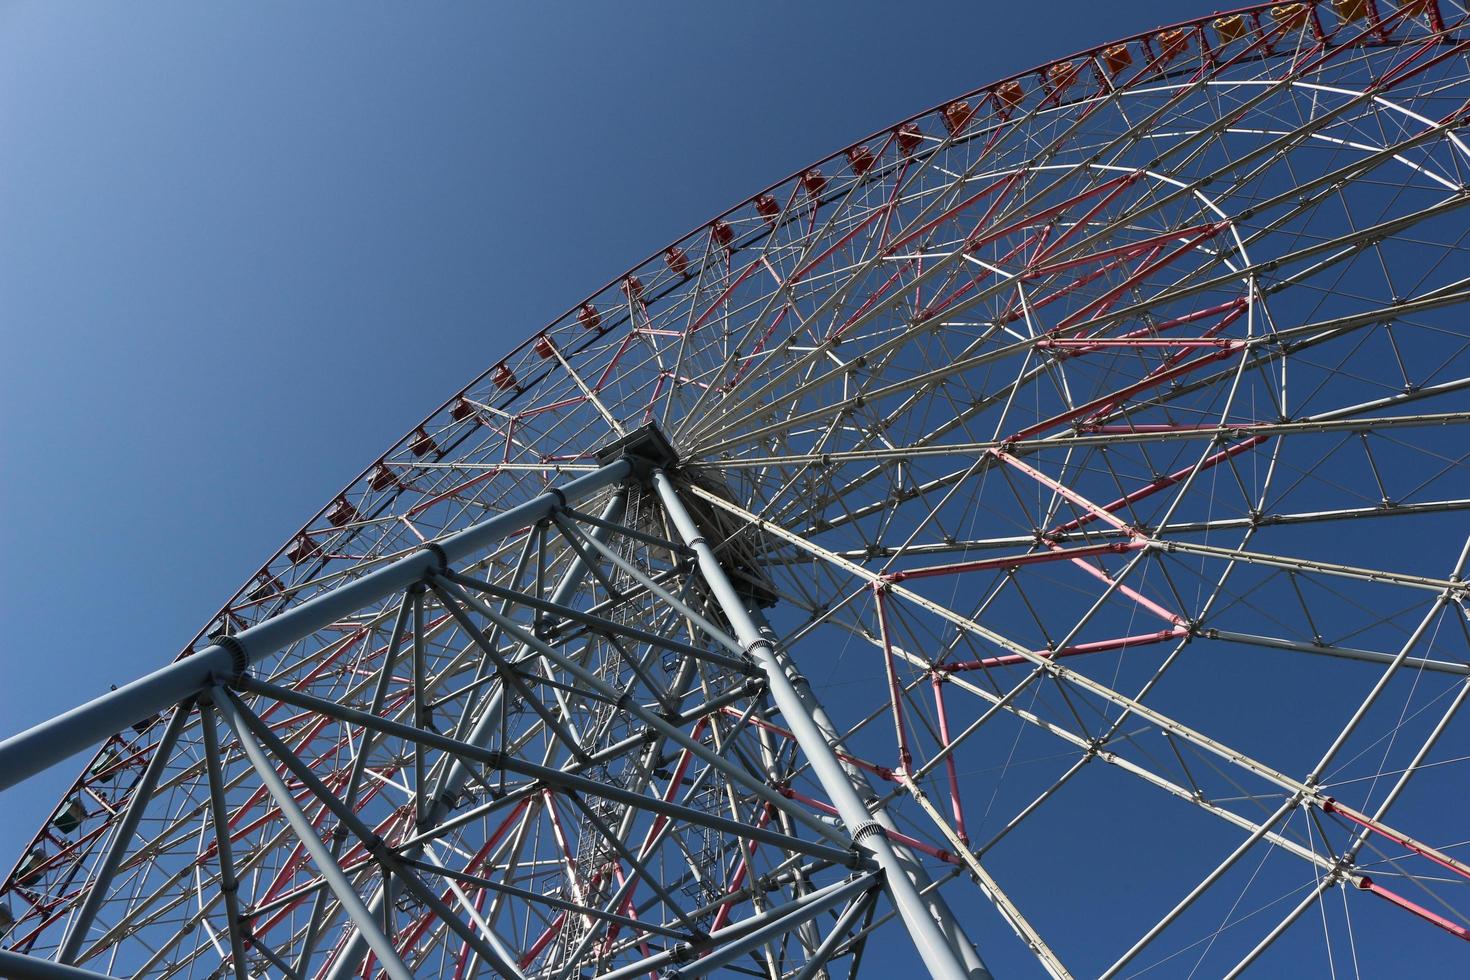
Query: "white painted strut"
651 469 979 980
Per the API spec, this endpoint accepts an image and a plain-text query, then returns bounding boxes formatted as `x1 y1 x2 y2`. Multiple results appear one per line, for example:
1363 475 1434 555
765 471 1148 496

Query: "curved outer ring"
230 0 1459 647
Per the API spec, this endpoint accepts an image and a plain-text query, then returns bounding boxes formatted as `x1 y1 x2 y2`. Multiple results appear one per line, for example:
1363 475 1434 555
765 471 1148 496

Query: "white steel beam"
652 468 983 980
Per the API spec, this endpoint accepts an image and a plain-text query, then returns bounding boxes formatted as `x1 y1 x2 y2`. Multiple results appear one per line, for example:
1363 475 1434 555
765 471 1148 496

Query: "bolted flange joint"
210 634 251 688
847 820 886 868
419 541 449 576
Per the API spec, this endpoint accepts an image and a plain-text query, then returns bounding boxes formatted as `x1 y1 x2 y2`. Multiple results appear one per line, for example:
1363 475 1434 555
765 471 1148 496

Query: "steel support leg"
293 590 415 974
667 873 879 979
594 873 880 980
56 700 192 965
752 608 994 979
789 884 881 980
651 469 976 980
0 949 120 980
213 689 416 980
199 701 250 980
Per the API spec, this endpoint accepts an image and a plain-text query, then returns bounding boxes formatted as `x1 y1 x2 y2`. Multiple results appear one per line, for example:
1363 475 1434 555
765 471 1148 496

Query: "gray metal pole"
789 886 880 980
0 460 631 791
198 702 250 980
213 690 417 980
651 469 973 980
0 949 120 980
666 873 879 979
594 873 879 980
223 689 528 979
56 700 192 964
751 609 993 980
293 591 415 974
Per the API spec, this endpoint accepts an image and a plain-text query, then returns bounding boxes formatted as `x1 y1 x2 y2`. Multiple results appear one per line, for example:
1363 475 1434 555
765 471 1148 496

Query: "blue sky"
7 2 1458 975
0 0 1183 841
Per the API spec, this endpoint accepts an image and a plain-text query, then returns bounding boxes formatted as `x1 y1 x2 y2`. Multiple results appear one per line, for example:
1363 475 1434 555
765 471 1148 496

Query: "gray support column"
0 949 120 980
751 609 992 980
0 460 632 791
651 469 975 980
790 886 880 980
666 873 878 979
56 700 192 964
292 591 415 974
198 702 250 980
213 690 416 980
594 873 879 980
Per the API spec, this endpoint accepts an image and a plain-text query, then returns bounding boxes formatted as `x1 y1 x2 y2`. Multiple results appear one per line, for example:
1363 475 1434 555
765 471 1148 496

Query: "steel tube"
56 700 192 964
399 856 688 940
789 885 879 980
0 459 631 791
228 679 542 980
436 575 847 843
1099 793 1302 978
213 690 415 980
199 703 250 980
1203 628 1470 676
595 873 878 980
293 590 414 974
0 950 119 980
652 469 975 980
669 873 878 979
1221 876 1336 978
751 607 993 979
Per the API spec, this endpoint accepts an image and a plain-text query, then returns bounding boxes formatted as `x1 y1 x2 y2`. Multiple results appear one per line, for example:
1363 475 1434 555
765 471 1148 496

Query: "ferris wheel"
5 3 1470 977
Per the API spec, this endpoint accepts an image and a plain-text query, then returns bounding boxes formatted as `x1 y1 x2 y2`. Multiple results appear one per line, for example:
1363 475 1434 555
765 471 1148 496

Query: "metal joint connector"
419 541 449 575
744 638 777 659
210 634 251 687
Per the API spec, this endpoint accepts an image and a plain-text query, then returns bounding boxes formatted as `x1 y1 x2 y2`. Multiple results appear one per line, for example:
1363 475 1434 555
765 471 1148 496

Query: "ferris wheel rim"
211 0 1469 632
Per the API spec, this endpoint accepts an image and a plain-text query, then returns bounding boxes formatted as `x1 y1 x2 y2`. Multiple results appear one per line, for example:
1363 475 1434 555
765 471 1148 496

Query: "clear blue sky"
6 3 1455 976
